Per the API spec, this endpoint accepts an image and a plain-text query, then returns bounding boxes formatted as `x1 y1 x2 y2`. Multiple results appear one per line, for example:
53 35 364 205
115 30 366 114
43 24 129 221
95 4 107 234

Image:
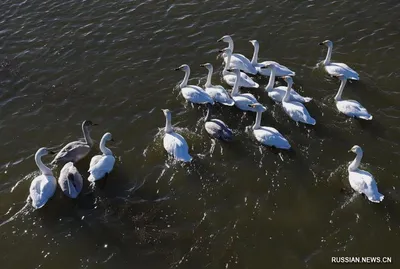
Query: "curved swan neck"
323 45 333 65
251 42 259 65
334 79 347 101
253 110 262 129
227 39 234 52
205 106 211 122
100 137 112 156
231 71 240 96
205 66 213 88
164 114 172 133
265 67 276 91
349 151 363 171
283 81 292 102
35 152 52 176
223 52 231 73
82 123 93 146
180 68 190 88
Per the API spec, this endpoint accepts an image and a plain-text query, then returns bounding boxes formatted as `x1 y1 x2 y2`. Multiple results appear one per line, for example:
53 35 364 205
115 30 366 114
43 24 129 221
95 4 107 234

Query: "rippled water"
1 0 400 268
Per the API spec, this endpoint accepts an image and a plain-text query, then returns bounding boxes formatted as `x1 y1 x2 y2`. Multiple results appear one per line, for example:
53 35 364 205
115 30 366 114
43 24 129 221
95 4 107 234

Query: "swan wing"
258 61 296 76
325 63 359 80
271 86 312 103
253 127 291 149
233 95 260 112
58 162 83 198
224 53 257 75
205 86 235 106
223 72 259 88
283 101 316 125
163 132 192 162
88 155 115 182
205 120 233 141
51 141 90 164
336 100 372 120
30 175 56 209
349 170 384 203
181 86 214 104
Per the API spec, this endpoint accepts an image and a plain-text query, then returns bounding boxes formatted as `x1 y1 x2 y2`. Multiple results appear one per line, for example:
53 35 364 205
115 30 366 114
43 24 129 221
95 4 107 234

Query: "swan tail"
358 114 373 120
250 82 260 88
307 118 317 125
367 192 384 203
303 97 313 103
220 128 234 142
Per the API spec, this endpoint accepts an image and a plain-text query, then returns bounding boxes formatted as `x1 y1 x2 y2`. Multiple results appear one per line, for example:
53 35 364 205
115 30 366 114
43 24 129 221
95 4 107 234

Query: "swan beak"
318 42 324 46
348 149 352 152
92 123 99 126
217 38 222 42
174 67 180 71
199 64 205 67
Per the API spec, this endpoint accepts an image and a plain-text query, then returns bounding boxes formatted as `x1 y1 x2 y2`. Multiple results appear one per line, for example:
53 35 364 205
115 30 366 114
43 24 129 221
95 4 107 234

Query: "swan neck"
253 110 262 129
82 124 93 146
283 81 292 102
265 68 276 91
205 106 211 122
223 52 231 73
251 43 259 65
231 72 240 96
165 115 172 133
35 153 52 176
349 152 363 171
228 40 234 52
180 69 190 88
334 80 346 101
323 45 333 65
99 137 112 156
205 67 213 88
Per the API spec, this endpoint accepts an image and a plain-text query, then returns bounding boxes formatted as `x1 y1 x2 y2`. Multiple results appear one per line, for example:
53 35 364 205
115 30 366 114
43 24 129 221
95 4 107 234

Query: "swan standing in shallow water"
29 148 57 209
220 48 259 88
264 63 311 103
204 103 233 142
218 35 257 75
51 120 97 165
249 40 295 77
200 63 234 106
58 162 83 198
162 109 192 162
175 64 214 105
319 40 359 80
281 76 316 125
248 103 291 150
88 132 115 183
334 76 372 120
230 68 261 112
347 145 384 203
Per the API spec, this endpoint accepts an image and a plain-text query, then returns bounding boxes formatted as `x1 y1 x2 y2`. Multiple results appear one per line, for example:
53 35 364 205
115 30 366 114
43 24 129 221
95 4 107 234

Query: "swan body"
204 104 233 141
249 103 291 149
230 68 261 112
162 109 192 162
88 132 115 182
175 64 214 105
58 162 83 198
220 48 259 88
281 77 316 125
51 120 96 165
348 145 384 203
249 40 295 77
264 63 311 103
334 76 372 120
29 148 57 209
218 35 257 75
200 63 234 106
319 40 359 80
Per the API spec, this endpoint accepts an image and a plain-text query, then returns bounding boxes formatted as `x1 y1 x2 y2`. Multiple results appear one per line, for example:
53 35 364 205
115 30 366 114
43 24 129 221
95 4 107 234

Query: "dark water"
1 0 400 268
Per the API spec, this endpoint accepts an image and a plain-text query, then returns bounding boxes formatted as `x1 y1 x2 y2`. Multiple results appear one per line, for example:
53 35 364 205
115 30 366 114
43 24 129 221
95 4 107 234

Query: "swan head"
217 35 233 43
200 63 212 70
349 145 363 155
249 40 259 46
83 120 98 127
101 132 114 142
36 147 56 157
162 109 172 121
248 103 267 112
175 64 190 72
319 40 333 48
283 76 293 84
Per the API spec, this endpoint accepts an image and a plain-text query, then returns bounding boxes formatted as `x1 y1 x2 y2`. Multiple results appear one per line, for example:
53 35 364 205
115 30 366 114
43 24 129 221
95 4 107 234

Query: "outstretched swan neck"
99 136 112 156
164 112 173 133
349 151 363 171
205 66 213 88
253 110 262 129
180 68 190 88
265 67 276 91
82 123 93 146
231 71 240 96
283 80 292 102
334 79 347 101
323 45 333 65
251 41 259 65
35 151 52 176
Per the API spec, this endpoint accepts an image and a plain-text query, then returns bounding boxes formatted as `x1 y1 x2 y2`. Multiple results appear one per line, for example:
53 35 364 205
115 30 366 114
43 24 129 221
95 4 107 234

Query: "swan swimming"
248 103 291 150
29 147 57 209
334 76 372 120
249 40 295 77
347 145 384 203
51 120 97 165
58 162 83 198
200 63 235 106
229 68 261 112
281 76 316 125
175 64 214 105
219 48 259 88
319 40 359 80
162 109 192 162
217 35 257 75
204 103 233 142
264 63 312 103
88 132 115 183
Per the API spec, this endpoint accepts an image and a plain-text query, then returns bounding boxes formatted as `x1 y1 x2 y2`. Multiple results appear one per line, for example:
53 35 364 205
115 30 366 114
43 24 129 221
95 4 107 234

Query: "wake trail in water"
0 195 30 227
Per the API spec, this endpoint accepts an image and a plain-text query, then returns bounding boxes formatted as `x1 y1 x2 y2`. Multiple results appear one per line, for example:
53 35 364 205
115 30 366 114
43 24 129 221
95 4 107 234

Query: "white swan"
58 162 83 198
319 40 359 80
29 148 57 209
220 48 259 88
264 63 312 103
175 64 214 105
51 120 97 165
229 68 261 112
334 76 372 120
200 63 234 106
282 76 316 125
218 35 257 75
204 103 233 141
248 103 291 150
348 145 384 203
162 109 192 162
88 132 115 182
249 40 295 77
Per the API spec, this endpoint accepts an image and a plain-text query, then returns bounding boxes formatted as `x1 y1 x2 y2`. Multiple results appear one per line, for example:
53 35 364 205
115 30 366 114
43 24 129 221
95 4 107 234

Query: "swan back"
58 162 83 198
